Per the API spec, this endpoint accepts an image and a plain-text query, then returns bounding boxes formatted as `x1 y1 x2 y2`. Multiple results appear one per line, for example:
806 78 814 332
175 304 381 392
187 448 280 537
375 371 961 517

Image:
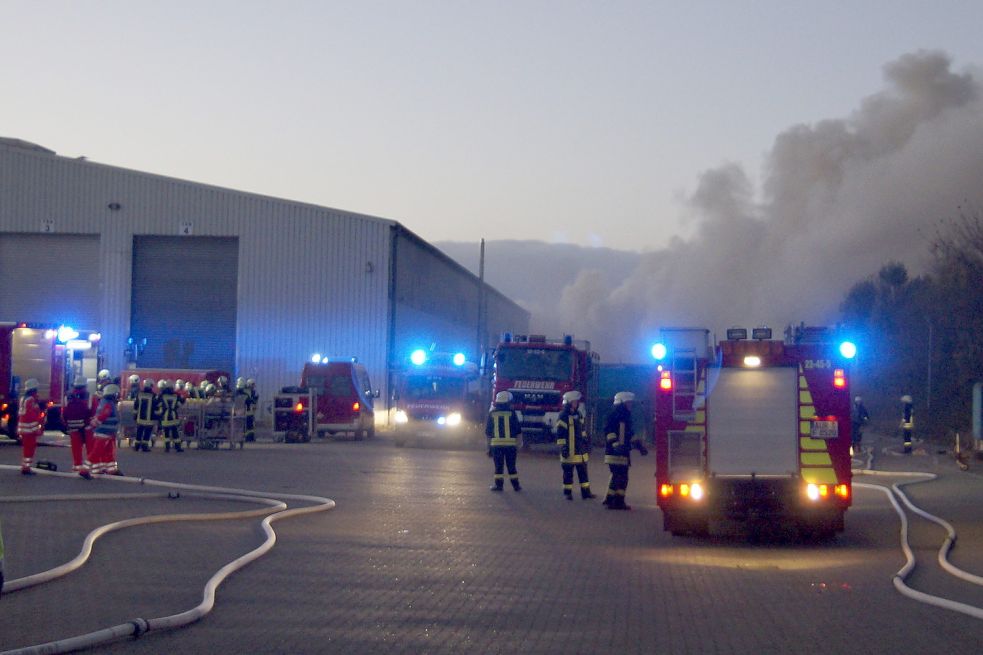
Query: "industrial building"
0 137 529 421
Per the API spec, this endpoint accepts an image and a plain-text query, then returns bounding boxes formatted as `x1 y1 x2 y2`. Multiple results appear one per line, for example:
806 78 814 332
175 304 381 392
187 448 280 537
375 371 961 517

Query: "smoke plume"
441 51 983 361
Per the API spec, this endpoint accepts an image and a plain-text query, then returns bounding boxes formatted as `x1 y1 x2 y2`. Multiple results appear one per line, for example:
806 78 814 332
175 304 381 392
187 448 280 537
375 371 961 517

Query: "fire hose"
0 465 335 654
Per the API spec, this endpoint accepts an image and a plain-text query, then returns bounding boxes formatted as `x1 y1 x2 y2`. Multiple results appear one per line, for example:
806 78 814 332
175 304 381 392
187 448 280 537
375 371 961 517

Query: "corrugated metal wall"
0 142 392 407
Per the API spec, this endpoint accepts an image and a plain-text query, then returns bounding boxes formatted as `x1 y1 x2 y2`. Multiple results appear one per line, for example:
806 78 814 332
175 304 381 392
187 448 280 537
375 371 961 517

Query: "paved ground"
1 432 982 654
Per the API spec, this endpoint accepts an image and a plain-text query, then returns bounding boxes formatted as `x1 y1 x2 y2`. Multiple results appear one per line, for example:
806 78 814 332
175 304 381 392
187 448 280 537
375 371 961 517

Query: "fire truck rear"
652 326 856 539
1 323 72 440
491 334 598 444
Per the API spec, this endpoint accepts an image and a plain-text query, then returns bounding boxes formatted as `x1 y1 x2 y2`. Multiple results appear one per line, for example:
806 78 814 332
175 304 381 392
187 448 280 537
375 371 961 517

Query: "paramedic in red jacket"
16 378 45 475
89 384 123 475
62 378 94 479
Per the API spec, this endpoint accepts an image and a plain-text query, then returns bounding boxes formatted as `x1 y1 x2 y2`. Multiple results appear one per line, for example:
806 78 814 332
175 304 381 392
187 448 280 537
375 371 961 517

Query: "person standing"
603 392 648 510
555 391 595 500
158 380 184 452
62 378 94 479
133 379 158 452
89 384 123 475
126 374 140 401
900 394 914 455
16 379 44 475
485 391 522 491
244 378 259 442
851 396 870 454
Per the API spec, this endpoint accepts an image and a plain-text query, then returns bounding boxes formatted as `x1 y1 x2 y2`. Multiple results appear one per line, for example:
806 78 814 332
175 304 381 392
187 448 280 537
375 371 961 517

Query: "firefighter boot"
165 441 171 453
564 489 573 501
511 479 521 491
581 485 596 500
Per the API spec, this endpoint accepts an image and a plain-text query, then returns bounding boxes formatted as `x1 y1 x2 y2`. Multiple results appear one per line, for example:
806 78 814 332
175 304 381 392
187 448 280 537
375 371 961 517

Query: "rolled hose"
853 467 983 621
0 465 335 654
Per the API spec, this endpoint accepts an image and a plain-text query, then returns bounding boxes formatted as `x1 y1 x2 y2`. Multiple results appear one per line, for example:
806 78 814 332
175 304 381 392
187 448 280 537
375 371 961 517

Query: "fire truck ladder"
671 349 701 422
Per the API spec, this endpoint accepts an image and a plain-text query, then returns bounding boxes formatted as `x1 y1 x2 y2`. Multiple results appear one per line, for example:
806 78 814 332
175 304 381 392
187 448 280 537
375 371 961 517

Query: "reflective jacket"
158 392 183 427
901 404 914 430
90 399 119 437
486 406 520 447
63 391 93 432
604 404 638 466
135 390 159 426
555 406 589 464
16 394 44 439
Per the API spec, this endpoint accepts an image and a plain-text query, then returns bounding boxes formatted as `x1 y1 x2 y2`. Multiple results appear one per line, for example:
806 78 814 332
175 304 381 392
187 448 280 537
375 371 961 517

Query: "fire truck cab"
652 325 856 539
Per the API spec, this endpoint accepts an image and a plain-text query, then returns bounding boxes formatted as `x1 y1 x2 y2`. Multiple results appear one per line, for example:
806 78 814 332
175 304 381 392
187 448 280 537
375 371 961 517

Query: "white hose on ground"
853 466 983 621
0 465 335 654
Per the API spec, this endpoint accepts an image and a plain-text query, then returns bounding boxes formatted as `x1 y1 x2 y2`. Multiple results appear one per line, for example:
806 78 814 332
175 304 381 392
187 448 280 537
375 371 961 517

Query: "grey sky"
3 0 983 251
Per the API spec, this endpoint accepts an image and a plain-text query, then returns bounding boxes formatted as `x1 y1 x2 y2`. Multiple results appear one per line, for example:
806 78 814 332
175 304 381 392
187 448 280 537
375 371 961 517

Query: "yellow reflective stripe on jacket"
606 432 617 443
604 455 629 465
490 438 517 447
491 411 514 440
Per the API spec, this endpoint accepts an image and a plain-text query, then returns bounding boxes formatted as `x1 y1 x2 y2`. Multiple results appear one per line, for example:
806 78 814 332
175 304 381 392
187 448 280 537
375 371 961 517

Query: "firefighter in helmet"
16 378 44 475
485 391 522 491
126 374 140 401
851 395 870 454
900 394 914 454
603 392 648 510
555 390 595 500
96 369 112 395
63 377 94 478
89 383 122 475
245 378 258 441
158 379 185 452
198 379 209 399
133 378 158 452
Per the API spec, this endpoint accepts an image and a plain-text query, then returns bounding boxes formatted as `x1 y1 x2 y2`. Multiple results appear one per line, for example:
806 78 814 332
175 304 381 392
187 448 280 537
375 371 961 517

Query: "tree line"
840 208 983 441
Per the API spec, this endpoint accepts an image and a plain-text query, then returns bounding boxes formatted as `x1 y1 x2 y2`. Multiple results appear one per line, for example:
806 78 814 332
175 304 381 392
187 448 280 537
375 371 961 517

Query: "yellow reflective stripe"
799 390 813 404
490 438 517 446
799 421 813 436
580 482 591 488
606 433 617 442
799 437 828 451
801 452 832 466
556 420 568 429
801 468 838 484
604 455 629 465
685 425 705 433
799 406 816 419
556 439 568 445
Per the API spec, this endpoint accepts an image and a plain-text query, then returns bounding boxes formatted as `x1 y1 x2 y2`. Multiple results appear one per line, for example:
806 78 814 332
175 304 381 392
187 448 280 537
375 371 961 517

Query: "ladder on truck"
671 348 702 422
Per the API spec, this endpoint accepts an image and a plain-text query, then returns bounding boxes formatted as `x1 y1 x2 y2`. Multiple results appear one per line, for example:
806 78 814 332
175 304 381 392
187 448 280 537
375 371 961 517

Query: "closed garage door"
131 236 238 372
0 233 100 328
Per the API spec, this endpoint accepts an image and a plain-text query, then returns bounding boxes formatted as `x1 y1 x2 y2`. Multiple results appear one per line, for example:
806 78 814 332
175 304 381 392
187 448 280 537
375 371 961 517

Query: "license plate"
810 420 838 440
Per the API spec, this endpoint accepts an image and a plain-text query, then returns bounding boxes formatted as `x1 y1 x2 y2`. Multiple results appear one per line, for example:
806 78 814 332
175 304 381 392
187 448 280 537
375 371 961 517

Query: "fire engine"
652 325 856 539
391 350 483 447
491 334 599 444
1 323 83 440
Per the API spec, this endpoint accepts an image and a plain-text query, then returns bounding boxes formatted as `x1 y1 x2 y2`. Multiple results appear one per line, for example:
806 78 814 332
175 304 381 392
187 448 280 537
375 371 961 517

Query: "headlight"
446 413 462 427
394 410 408 424
690 482 704 501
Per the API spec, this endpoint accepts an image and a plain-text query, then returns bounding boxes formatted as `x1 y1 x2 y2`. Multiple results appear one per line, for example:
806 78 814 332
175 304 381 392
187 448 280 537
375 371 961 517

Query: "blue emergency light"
410 349 428 366
452 353 466 366
651 343 667 361
839 341 857 359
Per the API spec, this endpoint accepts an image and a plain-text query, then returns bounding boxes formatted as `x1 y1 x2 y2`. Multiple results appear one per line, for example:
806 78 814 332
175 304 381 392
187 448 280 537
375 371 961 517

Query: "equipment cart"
197 395 246 449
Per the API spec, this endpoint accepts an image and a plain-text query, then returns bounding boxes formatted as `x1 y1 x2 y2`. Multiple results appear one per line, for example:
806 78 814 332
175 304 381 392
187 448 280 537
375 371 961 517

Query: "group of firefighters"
15 371 258 478
485 390 648 510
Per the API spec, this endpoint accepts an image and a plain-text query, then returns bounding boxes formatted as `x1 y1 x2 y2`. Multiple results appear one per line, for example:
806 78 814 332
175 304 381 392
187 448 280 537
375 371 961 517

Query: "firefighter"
133 378 158 452
198 379 209 399
185 380 198 399
245 378 258 442
89 384 123 475
603 392 648 510
555 390 595 500
96 369 112 395
16 378 44 475
851 395 870 454
62 378 94 479
158 380 185 452
216 375 231 394
175 379 186 400
485 391 522 491
126 374 140 401
900 394 914 455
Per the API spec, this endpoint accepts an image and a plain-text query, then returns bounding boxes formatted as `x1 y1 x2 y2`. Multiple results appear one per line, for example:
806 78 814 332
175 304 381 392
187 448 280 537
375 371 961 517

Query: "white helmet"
97 369 111 381
157 380 168 390
236 377 246 389
164 379 175 390
494 391 513 404
218 376 229 386
614 391 635 405
854 396 862 403
175 379 184 388
206 383 216 394
901 395 913 404
185 381 195 391
199 380 209 389
246 378 255 387
24 378 40 392
143 378 154 389
128 374 139 385
562 390 582 404
103 384 120 398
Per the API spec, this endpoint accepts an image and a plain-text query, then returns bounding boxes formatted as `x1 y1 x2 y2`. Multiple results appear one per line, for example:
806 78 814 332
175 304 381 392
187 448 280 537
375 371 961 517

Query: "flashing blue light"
410 349 428 366
57 325 79 344
839 341 857 359
452 353 466 366
651 343 667 361
312 353 322 363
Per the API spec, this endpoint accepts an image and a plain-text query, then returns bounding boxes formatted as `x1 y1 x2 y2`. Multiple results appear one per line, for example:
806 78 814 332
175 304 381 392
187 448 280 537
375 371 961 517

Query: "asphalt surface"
1 431 982 654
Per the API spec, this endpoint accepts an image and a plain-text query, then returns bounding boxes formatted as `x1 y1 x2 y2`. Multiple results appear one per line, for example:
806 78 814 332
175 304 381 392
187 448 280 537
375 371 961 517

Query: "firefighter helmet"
142 379 154 390
494 391 513 404
24 378 40 393
128 374 139 385
247 378 255 387
901 395 912 404
613 391 635 405
175 379 184 388
854 396 862 403
562 390 582 404
206 383 216 395
157 380 167 390
199 380 208 389
236 377 246 389
185 381 195 391
97 369 111 382
103 384 120 398
73 377 88 389
218 376 229 387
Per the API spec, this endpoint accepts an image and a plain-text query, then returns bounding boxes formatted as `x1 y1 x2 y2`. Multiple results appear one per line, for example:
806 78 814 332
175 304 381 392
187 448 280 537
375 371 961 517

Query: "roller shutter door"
0 233 100 328
131 236 238 372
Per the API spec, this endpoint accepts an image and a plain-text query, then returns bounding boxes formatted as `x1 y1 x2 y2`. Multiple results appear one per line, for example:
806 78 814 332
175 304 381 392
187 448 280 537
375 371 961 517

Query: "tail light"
659 371 672 391
294 401 305 413
660 483 673 497
833 369 846 389
352 401 360 412
834 484 849 499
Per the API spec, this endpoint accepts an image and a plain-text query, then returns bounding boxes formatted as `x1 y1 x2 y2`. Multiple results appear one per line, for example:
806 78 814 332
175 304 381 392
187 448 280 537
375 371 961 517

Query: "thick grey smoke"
441 51 983 362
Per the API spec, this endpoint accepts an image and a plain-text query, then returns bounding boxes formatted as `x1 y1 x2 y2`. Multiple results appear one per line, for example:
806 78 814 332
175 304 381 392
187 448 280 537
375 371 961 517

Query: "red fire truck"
1 323 69 440
491 334 599 444
652 325 856 539
391 350 484 447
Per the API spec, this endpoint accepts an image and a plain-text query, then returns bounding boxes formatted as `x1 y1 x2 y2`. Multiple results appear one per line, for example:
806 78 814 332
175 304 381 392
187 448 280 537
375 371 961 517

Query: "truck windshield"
403 376 465 400
496 348 573 381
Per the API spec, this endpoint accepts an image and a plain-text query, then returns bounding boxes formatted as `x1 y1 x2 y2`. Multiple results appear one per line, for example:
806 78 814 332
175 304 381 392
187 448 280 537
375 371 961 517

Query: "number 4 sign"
179 221 193 235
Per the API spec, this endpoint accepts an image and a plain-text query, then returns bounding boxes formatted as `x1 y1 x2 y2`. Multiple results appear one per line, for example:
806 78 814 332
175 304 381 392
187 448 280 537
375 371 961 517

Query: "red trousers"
69 430 92 473
20 432 40 470
88 434 119 474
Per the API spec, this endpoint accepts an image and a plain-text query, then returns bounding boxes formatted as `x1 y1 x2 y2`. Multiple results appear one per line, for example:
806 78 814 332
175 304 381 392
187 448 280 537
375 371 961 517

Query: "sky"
4 0 983 252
